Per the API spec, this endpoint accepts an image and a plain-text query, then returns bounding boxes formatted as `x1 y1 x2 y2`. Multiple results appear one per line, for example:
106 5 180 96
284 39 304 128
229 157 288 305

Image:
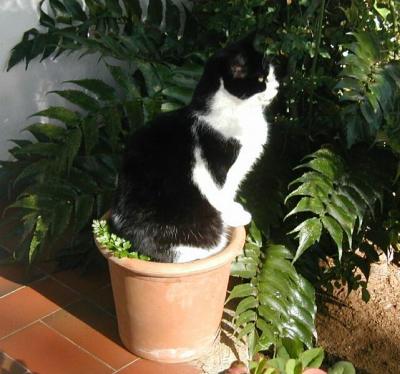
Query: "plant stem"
307 0 326 128
389 0 399 58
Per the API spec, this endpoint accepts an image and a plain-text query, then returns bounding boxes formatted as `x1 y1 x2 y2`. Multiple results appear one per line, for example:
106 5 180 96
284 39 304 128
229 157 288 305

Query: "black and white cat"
111 35 278 263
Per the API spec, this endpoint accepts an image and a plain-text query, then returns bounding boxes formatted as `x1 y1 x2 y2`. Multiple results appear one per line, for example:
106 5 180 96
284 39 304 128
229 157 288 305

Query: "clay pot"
303 369 327 374
95 217 246 363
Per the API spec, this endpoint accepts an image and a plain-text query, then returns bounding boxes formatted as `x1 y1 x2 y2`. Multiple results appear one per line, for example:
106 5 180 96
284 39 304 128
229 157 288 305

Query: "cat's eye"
258 76 265 82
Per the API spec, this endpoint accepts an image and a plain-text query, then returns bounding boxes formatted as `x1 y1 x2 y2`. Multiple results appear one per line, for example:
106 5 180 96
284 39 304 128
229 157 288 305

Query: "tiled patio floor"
0 246 201 374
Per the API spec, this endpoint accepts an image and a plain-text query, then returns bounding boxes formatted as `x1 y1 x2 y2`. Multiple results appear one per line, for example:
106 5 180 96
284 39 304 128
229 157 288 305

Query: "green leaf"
349 32 380 62
50 90 100 112
24 123 66 142
51 202 73 237
162 85 192 105
102 107 122 151
81 116 99 155
31 107 80 126
137 62 162 96
285 359 302 374
226 283 257 303
107 64 140 99
62 0 86 21
11 143 59 157
295 157 343 181
20 181 77 200
74 195 94 232
7 29 36 71
14 160 49 186
39 1 56 28
21 212 38 244
64 127 82 172
299 347 324 368
66 79 116 101
125 99 144 129
235 310 257 327
338 186 367 230
68 167 98 193
104 0 123 16
236 296 258 315
280 338 304 359
289 218 322 262
29 215 48 263
285 180 330 204
328 361 356 374
361 287 370 303
325 203 354 248
6 195 39 211
267 357 286 372
285 197 325 219
321 216 343 260
249 221 262 246
237 322 255 340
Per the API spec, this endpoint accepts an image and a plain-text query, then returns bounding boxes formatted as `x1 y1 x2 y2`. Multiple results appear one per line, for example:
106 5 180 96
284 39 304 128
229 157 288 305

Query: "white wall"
0 0 113 160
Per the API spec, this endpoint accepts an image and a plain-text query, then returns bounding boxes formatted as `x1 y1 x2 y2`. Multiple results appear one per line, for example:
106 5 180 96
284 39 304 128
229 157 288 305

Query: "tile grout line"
85 293 116 319
0 284 27 299
0 296 82 342
0 272 49 300
40 320 119 372
113 357 142 373
44 272 116 319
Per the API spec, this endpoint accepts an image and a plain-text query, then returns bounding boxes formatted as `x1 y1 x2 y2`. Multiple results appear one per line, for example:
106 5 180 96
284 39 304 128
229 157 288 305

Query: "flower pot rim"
95 211 246 277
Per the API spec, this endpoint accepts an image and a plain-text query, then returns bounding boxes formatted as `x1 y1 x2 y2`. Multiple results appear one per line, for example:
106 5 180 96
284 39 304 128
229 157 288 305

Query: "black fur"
111 35 267 262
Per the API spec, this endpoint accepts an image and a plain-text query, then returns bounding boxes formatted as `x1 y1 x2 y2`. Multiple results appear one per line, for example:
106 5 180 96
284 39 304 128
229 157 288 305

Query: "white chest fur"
196 82 269 201
192 67 278 229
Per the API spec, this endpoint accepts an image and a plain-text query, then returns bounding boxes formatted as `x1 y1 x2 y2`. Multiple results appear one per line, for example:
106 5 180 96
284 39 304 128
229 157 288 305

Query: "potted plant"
93 213 246 363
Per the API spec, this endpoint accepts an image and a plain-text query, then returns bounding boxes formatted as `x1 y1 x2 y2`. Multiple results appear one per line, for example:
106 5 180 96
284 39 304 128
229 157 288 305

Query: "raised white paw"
259 65 279 106
221 202 252 227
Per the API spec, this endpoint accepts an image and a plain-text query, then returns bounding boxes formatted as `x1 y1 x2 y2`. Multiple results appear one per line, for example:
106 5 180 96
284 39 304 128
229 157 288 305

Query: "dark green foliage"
1 0 400 363
286 148 382 262
230 225 316 357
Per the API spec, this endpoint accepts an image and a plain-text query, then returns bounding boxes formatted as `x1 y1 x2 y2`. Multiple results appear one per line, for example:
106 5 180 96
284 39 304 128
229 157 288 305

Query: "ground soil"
317 257 400 374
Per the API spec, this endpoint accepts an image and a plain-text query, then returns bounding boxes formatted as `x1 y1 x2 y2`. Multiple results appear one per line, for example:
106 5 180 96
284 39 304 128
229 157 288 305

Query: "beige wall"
0 0 113 160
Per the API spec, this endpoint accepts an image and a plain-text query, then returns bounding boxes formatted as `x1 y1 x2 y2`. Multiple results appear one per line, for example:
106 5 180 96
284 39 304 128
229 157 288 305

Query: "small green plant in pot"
92 219 150 260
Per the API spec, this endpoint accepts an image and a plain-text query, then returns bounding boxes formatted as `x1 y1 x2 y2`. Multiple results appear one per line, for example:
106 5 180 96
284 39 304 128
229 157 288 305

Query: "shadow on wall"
0 0 113 161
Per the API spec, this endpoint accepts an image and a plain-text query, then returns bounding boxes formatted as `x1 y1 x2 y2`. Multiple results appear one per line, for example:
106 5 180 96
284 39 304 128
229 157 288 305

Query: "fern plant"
285 148 382 262
1 0 201 263
229 223 316 357
1 0 400 369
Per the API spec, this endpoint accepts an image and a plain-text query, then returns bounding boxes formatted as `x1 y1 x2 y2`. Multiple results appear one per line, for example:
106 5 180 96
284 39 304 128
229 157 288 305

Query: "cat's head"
192 34 273 108
215 33 269 99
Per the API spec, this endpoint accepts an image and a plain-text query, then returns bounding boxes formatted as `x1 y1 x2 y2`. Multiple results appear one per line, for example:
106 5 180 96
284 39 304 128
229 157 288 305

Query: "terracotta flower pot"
95 217 246 363
303 369 327 374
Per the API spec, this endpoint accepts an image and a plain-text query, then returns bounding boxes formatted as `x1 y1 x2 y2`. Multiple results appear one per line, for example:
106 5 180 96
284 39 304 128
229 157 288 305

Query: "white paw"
259 65 279 106
221 202 252 227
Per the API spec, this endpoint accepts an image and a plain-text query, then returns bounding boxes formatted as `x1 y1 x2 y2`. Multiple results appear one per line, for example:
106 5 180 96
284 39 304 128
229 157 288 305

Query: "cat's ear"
230 54 247 79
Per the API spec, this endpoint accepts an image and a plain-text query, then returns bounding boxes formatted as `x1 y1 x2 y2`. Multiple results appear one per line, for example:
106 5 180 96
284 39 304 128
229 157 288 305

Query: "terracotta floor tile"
0 352 28 374
0 277 79 338
118 359 201 374
43 299 137 370
0 322 113 374
88 284 116 315
49 262 110 296
0 249 45 297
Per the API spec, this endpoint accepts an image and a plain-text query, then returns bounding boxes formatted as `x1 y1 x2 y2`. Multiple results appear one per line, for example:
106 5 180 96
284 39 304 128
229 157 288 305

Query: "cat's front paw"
221 202 252 227
259 65 279 106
